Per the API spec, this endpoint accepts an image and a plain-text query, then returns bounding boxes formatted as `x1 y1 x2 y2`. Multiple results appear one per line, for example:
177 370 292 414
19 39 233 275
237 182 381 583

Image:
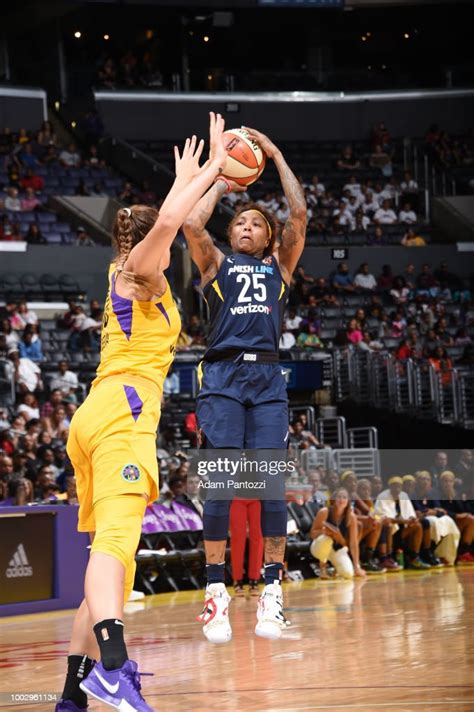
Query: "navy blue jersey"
202 253 288 358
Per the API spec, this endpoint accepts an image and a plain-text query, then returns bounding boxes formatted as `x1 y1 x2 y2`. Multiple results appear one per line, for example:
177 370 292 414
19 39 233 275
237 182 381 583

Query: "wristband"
214 176 232 193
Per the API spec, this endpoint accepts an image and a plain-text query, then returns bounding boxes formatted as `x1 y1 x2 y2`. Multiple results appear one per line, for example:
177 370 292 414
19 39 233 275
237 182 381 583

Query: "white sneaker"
255 582 288 640
197 583 232 644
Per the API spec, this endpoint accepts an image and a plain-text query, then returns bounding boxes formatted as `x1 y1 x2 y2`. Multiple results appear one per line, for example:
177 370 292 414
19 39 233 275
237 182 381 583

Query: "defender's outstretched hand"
243 126 279 159
174 135 205 181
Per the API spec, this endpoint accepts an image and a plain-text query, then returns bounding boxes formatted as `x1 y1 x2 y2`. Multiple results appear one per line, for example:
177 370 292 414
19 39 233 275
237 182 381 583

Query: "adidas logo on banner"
6 543 33 578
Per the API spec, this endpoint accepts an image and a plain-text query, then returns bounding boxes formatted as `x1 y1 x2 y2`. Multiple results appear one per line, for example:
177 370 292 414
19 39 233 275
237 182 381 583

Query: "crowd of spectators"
0 119 132 244
96 50 164 90
303 450 474 577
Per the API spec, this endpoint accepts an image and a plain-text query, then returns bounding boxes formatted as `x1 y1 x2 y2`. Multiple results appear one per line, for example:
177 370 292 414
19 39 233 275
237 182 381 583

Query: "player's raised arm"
183 177 246 282
124 112 227 280
245 127 307 280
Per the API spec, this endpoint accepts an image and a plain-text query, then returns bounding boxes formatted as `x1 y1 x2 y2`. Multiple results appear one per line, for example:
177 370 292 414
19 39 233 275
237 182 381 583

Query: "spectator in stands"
352 208 371 233
42 145 59 165
333 199 354 227
358 331 384 352
401 227 426 247
21 187 41 212
163 366 180 397
84 144 105 168
279 323 296 349
353 263 377 292
399 202 417 224
8 348 42 394
429 346 453 386
289 420 321 449
439 470 474 563
59 142 81 168
20 168 44 192
434 261 464 296
18 300 39 326
412 470 459 566
390 276 410 305
307 469 328 508
337 145 361 171
118 181 135 206
158 475 186 507
74 226 95 246
332 262 354 293
310 487 366 579
25 223 46 244
2 221 22 241
37 121 57 149
20 143 39 170
416 264 439 296
454 328 472 347
5 187 21 212
456 449 474 486
34 465 57 501
40 404 69 440
400 171 419 200
434 318 454 346
40 389 64 419
369 144 393 177
296 328 323 350
18 330 43 362
90 181 107 197
365 225 386 247
374 476 430 569
75 179 90 197
346 318 363 345
371 122 391 152
50 360 80 402
1 319 19 350
374 199 397 225
285 307 303 334
16 128 30 146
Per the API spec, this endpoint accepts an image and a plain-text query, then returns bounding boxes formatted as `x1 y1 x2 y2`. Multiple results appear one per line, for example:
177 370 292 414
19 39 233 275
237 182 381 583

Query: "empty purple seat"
56 222 71 233
46 232 62 244
38 212 56 223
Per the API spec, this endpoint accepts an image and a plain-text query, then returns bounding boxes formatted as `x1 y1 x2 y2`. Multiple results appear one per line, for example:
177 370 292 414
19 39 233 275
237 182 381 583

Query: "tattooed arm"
182 181 227 283
245 128 307 282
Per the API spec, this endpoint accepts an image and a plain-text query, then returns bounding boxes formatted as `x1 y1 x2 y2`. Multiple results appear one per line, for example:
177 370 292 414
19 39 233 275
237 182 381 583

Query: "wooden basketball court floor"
1 568 473 712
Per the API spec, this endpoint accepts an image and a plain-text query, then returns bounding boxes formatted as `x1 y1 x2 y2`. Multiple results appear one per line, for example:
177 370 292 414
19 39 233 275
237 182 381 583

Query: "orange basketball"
222 128 266 186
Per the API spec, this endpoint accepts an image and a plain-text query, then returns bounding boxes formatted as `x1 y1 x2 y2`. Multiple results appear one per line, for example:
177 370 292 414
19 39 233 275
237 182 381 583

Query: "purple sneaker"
55 702 87 711
79 659 154 711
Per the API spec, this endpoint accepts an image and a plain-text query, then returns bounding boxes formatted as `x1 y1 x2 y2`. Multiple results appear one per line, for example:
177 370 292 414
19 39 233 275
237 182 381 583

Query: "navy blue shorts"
196 361 288 449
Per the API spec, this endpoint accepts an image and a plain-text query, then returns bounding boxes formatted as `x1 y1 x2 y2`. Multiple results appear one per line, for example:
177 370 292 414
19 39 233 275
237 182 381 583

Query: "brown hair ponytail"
112 204 159 267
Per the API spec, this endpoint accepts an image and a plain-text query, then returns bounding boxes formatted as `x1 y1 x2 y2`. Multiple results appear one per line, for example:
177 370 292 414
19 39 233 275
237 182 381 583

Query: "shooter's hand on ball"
215 176 248 193
243 126 279 159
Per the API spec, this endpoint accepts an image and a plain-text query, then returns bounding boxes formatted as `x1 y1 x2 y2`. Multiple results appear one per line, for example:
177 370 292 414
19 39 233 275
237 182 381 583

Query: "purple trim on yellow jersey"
111 272 133 341
123 385 143 422
156 301 171 326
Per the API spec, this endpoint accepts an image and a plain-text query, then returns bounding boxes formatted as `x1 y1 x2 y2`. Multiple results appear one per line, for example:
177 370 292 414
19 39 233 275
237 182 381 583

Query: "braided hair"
112 204 158 267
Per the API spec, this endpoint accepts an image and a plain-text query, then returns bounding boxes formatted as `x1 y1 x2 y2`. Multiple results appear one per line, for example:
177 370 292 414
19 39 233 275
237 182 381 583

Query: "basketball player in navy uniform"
184 127 307 643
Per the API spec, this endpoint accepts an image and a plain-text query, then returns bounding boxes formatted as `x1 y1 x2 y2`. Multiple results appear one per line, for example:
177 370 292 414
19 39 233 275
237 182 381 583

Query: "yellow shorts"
67 375 160 532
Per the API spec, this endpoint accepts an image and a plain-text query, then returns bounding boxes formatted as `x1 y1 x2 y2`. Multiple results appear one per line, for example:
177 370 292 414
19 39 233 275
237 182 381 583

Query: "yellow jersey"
93 265 181 393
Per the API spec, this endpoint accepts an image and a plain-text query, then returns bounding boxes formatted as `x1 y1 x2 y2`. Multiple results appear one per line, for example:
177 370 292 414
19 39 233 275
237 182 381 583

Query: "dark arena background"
0 0 473 709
